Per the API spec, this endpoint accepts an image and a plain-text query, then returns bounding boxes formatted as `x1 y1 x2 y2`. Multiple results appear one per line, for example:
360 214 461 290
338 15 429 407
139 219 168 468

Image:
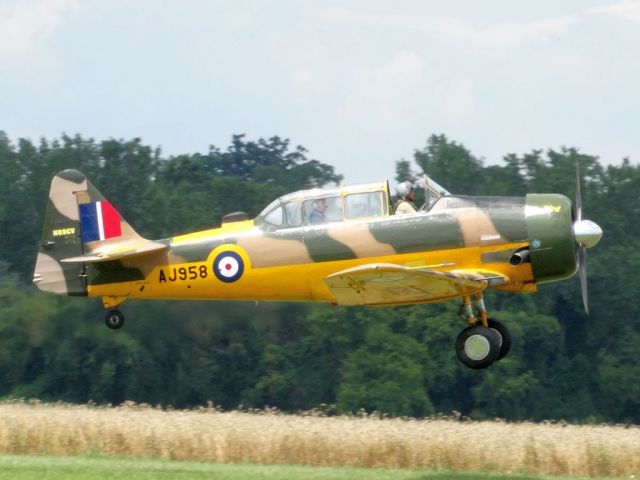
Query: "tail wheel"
455 325 500 369
104 309 125 330
488 318 511 360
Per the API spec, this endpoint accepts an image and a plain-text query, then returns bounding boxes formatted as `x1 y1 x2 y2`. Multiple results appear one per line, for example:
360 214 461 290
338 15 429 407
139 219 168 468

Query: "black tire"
455 325 500 369
104 309 125 330
488 318 511 361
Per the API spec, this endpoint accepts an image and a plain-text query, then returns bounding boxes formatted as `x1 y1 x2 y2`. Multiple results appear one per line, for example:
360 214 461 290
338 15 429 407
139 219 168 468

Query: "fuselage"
86 193 576 305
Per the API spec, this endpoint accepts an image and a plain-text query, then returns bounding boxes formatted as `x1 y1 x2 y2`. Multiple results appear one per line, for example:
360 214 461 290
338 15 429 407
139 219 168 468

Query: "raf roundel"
213 251 245 283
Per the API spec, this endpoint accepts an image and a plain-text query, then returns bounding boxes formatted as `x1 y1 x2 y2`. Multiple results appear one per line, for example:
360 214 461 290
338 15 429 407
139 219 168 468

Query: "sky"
1 0 640 184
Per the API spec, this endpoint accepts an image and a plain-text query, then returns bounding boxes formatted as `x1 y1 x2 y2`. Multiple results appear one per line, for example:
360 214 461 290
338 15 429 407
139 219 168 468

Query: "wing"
325 263 506 306
60 241 167 263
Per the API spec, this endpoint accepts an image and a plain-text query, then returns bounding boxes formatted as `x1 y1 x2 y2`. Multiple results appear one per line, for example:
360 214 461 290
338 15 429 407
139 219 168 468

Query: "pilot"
309 198 328 224
393 181 417 214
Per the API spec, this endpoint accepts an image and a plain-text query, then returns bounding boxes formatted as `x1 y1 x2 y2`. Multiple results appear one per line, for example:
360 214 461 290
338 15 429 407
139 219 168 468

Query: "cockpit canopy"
255 175 450 229
256 181 390 229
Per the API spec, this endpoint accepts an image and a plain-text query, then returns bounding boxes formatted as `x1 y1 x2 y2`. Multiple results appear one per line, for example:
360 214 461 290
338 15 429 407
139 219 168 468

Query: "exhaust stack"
509 249 530 266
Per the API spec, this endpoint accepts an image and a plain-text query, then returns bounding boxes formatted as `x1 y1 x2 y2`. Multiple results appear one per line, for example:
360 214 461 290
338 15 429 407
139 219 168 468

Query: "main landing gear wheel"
104 309 125 330
488 318 511 360
455 293 512 368
455 325 500 369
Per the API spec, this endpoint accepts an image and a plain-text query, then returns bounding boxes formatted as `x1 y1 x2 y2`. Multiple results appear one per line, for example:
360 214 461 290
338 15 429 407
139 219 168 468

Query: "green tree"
337 323 433 417
413 134 484 195
394 159 416 184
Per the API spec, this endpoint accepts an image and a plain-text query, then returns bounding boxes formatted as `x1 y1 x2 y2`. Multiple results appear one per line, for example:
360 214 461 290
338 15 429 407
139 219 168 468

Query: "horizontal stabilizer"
61 242 167 263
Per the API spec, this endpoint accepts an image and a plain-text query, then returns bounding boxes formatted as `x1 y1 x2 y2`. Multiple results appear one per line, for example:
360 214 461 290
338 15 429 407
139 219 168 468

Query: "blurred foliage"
0 131 638 423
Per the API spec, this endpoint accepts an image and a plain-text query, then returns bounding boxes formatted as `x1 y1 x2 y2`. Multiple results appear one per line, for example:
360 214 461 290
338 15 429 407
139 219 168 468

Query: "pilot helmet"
396 181 414 198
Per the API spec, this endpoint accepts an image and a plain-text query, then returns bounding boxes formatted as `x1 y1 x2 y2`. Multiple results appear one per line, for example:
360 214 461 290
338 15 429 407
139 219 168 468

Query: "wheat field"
0 401 638 478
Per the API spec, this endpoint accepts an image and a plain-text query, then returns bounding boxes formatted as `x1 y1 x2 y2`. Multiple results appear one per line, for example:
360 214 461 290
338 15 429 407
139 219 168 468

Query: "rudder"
33 170 89 295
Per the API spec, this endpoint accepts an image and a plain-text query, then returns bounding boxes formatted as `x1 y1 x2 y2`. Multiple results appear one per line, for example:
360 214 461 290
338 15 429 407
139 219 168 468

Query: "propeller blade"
575 163 582 221
578 245 588 314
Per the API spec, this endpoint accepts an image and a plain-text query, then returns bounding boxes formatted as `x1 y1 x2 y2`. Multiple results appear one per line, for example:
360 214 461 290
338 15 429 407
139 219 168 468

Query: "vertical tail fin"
34 170 88 295
33 169 145 295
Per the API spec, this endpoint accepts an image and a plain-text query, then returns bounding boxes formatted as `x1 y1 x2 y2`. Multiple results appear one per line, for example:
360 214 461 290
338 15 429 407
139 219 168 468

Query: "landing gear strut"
455 293 511 369
104 309 125 330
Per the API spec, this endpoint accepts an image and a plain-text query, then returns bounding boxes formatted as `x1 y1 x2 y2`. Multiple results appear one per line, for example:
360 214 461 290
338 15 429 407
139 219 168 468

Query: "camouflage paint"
33 171 88 295
477 197 527 242
369 214 464 253
238 233 312 267
163 196 531 271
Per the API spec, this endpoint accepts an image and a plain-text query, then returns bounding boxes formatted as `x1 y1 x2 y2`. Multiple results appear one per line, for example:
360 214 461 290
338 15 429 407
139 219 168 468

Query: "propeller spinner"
573 165 603 314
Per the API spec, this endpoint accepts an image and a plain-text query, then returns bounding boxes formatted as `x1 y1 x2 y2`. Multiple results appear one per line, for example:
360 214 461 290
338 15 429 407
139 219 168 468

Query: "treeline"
0 131 639 423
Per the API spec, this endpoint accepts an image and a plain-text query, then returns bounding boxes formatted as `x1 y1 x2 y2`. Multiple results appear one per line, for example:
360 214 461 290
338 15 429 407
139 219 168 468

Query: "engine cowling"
525 193 578 284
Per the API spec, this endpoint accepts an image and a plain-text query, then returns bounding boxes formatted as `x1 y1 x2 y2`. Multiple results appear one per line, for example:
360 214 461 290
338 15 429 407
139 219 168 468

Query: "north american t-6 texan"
34 169 602 369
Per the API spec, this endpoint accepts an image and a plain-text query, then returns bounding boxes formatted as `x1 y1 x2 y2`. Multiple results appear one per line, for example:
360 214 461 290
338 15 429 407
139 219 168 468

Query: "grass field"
0 454 603 480
0 402 638 478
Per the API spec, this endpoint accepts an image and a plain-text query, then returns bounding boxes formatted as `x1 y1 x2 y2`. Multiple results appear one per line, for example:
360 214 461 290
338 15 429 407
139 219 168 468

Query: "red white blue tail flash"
79 201 122 243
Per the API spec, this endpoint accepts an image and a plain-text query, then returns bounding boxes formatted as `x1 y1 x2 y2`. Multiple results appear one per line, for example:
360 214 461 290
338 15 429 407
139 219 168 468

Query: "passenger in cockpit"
393 182 417 214
309 198 329 224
